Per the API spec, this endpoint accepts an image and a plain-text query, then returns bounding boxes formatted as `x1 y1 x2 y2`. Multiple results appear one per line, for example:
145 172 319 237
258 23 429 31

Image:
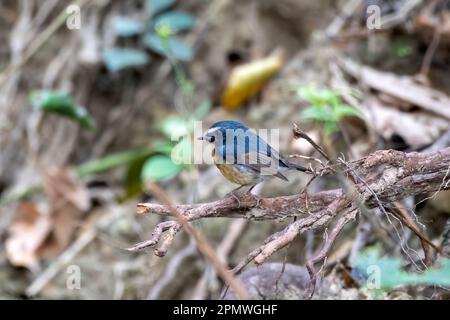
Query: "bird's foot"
249 193 263 207
226 191 241 208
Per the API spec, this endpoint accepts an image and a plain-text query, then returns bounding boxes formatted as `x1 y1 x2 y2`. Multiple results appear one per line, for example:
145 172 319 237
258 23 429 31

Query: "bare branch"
305 207 358 298
136 148 450 223
131 147 450 298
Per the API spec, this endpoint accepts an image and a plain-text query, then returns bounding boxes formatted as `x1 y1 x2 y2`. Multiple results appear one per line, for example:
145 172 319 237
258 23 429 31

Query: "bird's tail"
287 161 310 173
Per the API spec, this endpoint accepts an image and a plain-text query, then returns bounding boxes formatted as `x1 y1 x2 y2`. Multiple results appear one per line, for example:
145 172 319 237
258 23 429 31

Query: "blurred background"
0 0 450 299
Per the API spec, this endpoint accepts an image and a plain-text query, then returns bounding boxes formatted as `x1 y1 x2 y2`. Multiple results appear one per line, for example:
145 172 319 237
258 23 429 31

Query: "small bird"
198 120 309 204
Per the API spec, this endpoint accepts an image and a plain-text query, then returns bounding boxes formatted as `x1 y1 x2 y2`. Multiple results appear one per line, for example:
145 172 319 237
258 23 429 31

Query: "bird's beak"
197 136 204 140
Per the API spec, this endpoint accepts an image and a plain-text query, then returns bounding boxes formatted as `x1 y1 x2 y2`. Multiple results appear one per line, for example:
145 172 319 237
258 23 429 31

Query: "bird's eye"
210 136 215 143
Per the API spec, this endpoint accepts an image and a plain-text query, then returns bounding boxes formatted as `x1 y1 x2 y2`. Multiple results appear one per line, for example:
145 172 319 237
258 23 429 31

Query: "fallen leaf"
5 168 89 270
221 50 285 111
43 168 90 212
365 96 450 148
5 202 52 270
338 57 450 121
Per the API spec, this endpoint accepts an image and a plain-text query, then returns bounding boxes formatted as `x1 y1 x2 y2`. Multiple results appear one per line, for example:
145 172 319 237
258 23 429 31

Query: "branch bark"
137 147 450 222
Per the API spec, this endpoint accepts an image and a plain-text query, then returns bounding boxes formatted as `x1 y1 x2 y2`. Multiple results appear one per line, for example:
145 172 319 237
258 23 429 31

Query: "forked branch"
130 147 450 297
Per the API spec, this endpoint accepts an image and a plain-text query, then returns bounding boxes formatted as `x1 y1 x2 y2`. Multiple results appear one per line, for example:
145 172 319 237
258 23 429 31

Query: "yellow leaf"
221 50 284 111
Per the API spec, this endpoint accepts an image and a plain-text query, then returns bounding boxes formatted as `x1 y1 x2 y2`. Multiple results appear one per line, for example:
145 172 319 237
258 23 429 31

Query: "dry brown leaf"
43 168 90 211
365 96 450 148
5 202 52 270
338 57 450 120
221 50 285 111
5 168 89 270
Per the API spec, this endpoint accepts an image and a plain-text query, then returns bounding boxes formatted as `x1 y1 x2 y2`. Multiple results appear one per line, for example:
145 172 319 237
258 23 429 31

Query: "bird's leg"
248 184 263 207
226 185 244 208
226 184 263 208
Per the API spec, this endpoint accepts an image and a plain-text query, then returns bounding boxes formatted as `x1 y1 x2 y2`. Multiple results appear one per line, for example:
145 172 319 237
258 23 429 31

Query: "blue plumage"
200 120 309 191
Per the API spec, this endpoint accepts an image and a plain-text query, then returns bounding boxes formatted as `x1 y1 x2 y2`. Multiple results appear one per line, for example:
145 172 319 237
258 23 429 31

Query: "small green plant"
390 37 415 59
296 86 363 135
153 23 194 94
74 100 210 199
353 246 450 296
98 1 205 197
395 45 413 58
135 100 210 196
102 0 195 72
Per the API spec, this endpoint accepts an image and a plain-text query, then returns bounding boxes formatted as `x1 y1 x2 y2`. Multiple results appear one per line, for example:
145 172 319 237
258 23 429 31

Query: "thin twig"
419 0 446 77
293 123 331 161
137 181 248 300
305 208 357 298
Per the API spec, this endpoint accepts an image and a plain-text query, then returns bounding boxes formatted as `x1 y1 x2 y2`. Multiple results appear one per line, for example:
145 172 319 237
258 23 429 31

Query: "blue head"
200 121 249 144
200 121 271 162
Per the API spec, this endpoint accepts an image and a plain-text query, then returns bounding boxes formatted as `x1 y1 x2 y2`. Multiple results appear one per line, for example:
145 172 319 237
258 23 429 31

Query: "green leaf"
112 16 145 36
153 11 195 32
390 38 415 58
323 121 339 135
146 0 176 16
333 104 363 119
153 141 176 154
353 246 450 291
30 90 95 130
298 86 339 107
302 105 340 135
76 148 155 177
30 90 72 109
143 33 193 61
301 105 335 123
141 155 182 181
395 46 413 58
102 48 150 72
298 86 366 136
122 156 148 200
175 45 194 63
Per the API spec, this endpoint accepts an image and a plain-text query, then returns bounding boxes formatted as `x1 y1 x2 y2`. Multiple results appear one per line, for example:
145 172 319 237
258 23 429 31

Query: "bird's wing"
245 130 302 170
215 132 289 181
240 151 289 181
